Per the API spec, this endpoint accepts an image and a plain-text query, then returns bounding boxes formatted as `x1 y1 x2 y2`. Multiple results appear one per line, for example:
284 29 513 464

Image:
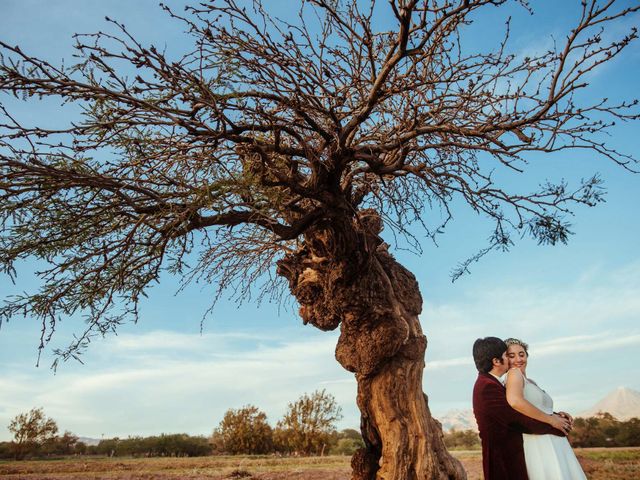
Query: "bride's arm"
505 368 568 431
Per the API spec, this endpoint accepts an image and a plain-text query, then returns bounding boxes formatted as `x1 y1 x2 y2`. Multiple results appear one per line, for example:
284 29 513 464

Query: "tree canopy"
275 389 343 455
8 407 59 460
1 0 637 360
211 405 274 454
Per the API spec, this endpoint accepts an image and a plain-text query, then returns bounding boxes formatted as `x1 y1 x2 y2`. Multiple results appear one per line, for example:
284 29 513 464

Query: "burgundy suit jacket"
473 372 563 480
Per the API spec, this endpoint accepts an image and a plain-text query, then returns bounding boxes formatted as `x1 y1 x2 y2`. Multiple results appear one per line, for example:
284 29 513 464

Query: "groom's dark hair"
473 337 507 373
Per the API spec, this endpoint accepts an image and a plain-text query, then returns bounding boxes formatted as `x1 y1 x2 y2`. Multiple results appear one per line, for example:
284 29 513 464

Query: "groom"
472 337 565 480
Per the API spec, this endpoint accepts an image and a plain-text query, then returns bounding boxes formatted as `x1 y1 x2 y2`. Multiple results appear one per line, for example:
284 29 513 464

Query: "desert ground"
0 448 638 479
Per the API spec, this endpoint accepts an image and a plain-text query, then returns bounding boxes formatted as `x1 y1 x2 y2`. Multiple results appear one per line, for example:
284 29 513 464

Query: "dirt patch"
0 449 638 479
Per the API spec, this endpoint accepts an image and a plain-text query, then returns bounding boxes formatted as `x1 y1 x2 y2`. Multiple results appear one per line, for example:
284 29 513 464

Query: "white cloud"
423 332 640 374
420 260 640 416
424 259 640 341
425 357 471 370
109 330 280 353
0 330 357 441
2 260 639 441
534 332 640 356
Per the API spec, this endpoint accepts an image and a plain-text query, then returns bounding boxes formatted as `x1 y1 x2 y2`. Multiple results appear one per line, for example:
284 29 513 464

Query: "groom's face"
492 351 509 376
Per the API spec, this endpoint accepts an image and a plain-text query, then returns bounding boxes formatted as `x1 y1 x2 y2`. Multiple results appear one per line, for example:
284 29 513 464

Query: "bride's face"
507 344 528 372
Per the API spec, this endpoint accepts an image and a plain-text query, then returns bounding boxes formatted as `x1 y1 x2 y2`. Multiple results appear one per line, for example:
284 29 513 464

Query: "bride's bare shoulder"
506 367 524 380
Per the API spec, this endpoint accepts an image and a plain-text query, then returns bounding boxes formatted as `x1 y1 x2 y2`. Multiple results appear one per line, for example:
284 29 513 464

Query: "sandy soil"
0 449 638 479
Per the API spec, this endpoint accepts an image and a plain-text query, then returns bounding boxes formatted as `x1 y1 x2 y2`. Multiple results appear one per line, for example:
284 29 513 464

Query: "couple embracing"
472 337 587 480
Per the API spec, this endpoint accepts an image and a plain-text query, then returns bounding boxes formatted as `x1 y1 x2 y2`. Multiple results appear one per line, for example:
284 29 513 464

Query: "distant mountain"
579 387 640 421
78 436 101 446
435 409 478 432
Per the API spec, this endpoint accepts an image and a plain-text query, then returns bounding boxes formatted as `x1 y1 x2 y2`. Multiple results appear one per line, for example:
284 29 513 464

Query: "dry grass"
0 456 350 479
574 447 640 480
452 447 640 480
0 448 638 479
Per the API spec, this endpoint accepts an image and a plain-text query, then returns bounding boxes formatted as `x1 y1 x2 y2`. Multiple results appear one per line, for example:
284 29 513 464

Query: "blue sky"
0 0 639 441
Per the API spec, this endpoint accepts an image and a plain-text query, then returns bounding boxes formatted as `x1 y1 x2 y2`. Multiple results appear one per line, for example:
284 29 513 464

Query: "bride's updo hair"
504 337 529 356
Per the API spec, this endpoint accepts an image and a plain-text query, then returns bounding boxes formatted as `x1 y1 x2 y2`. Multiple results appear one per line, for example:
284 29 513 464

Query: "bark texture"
277 211 466 480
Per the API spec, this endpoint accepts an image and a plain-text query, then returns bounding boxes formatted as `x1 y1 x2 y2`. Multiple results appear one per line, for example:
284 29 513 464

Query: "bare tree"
1 1 638 478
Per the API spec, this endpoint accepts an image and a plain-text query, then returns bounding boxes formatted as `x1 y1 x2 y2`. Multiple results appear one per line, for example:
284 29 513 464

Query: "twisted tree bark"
277 211 466 480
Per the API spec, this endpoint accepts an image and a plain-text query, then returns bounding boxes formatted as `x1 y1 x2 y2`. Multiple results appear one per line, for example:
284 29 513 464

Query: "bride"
504 337 587 480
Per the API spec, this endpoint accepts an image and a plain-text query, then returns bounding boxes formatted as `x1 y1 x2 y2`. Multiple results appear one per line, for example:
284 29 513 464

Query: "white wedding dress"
522 377 587 480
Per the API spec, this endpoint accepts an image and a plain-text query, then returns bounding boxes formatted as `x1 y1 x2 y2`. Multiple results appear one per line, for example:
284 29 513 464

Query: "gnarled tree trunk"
277 211 466 480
